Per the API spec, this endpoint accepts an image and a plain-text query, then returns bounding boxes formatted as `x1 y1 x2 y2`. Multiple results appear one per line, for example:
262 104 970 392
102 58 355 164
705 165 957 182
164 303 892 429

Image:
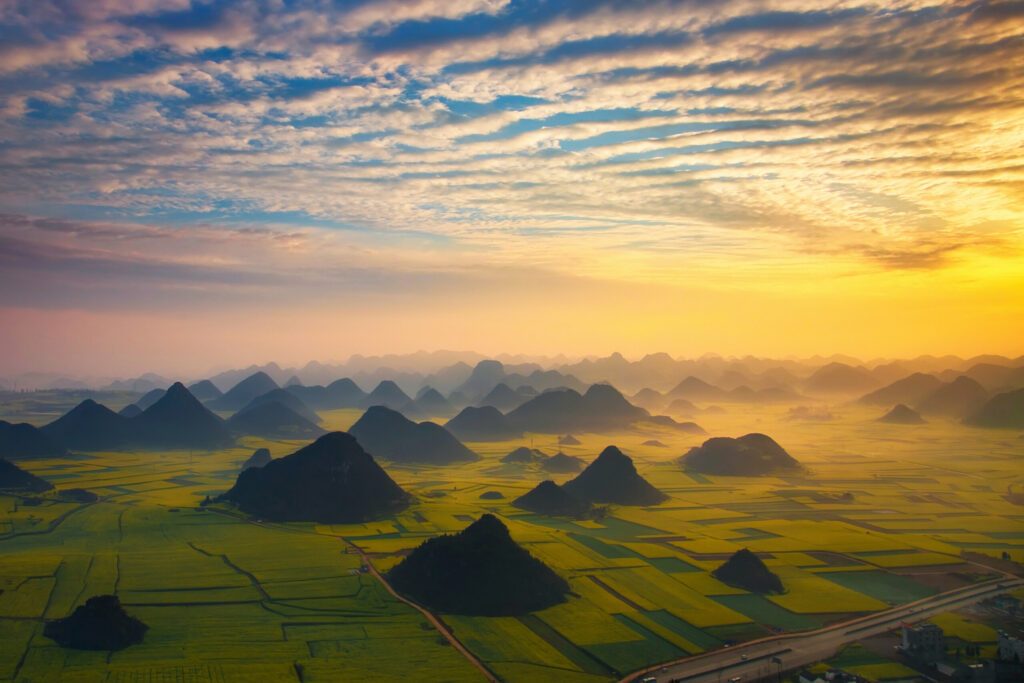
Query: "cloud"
0 0 1021 309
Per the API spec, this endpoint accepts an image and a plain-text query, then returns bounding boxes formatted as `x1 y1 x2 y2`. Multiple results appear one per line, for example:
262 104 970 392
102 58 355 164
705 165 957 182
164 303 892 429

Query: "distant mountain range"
6 352 1024 400
856 374 990 419
964 388 1024 429
349 406 478 464
444 383 659 439
9 354 1024 428
6 349 1021 459
32 383 248 452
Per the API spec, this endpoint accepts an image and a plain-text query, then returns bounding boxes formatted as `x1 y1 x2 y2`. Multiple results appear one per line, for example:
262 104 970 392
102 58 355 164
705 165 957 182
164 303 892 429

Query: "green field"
2 402 1023 681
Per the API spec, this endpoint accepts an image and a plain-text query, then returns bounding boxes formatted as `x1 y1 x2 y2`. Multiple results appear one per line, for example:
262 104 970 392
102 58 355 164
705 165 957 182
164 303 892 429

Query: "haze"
2 1 1024 378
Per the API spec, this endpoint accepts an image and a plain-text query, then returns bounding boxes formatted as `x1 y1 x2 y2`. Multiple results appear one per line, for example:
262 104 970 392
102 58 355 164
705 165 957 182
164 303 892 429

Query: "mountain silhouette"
667 397 698 415
505 390 589 432
360 380 413 411
387 514 569 615
284 375 303 387
713 549 783 594
667 376 727 401
558 434 581 445
0 420 68 459
500 369 587 394
0 459 53 492
455 360 506 401
647 415 706 434
135 388 166 410
221 432 409 522
858 373 942 406
504 384 648 433
917 376 988 417
446 390 470 409
630 388 665 412
43 385 232 451
227 401 325 439
962 362 1024 392
582 383 650 422
681 434 800 476
541 452 584 473
513 480 590 517
242 448 271 470
877 404 926 424
965 388 1024 429
445 406 523 441
238 388 321 424
118 404 142 418
562 446 667 505
642 440 666 447
187 380 223 402
43 595 147 650
411 387 453 416
350 406 478 464
478 383 526 411
42 400 133 450
213 371 280 410
134 383 234 449
804 362 878 395
287 378 367 410
501 446 547 464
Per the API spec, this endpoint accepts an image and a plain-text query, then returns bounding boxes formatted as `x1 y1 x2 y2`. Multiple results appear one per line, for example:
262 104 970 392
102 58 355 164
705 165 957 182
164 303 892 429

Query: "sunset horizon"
2 0 1023 377
1 4 1023 683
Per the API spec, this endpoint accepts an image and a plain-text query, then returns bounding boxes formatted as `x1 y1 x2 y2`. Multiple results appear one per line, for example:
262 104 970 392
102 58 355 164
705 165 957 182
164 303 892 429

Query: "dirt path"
205 508 498 682
342 538 500 683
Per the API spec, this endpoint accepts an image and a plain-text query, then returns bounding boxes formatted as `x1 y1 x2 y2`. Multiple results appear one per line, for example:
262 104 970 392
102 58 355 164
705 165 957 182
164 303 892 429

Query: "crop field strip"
1 403 1023 681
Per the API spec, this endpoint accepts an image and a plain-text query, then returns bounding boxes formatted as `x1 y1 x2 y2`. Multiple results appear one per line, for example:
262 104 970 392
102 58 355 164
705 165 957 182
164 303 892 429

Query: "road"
623 576 1024 683
206 508 499 682
341 538 501 683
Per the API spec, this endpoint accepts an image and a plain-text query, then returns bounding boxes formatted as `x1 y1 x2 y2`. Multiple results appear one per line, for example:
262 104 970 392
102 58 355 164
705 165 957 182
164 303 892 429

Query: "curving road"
207 507 500 682
341 538 501 683
622 576 1024 683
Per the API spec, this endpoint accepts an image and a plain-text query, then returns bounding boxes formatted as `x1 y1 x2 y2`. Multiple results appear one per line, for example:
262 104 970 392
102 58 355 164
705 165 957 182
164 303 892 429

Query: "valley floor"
2 404 1023 682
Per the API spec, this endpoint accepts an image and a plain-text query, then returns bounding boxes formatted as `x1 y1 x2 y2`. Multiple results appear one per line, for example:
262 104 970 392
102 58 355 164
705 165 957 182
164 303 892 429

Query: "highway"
623 576 1024 683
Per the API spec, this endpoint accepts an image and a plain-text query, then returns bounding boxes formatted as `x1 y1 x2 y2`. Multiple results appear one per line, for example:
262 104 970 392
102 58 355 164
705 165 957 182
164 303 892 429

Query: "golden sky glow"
0 1 1022 375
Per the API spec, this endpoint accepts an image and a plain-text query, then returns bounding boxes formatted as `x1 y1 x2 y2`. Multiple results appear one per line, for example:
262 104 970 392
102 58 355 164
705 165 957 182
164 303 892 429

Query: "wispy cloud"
0 0 1022 334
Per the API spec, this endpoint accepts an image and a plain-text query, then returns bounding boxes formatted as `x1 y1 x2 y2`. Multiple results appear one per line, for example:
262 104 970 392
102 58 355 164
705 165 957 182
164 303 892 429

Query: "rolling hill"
562 446 667 506
349 406 478 464
387 514 569 615
221 432 409 522
0 420 68 459
964 388 1024 429
681 434 800 476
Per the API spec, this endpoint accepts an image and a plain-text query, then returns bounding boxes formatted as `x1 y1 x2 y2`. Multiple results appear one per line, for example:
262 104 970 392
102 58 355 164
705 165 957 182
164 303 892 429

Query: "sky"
0 0 1022 377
